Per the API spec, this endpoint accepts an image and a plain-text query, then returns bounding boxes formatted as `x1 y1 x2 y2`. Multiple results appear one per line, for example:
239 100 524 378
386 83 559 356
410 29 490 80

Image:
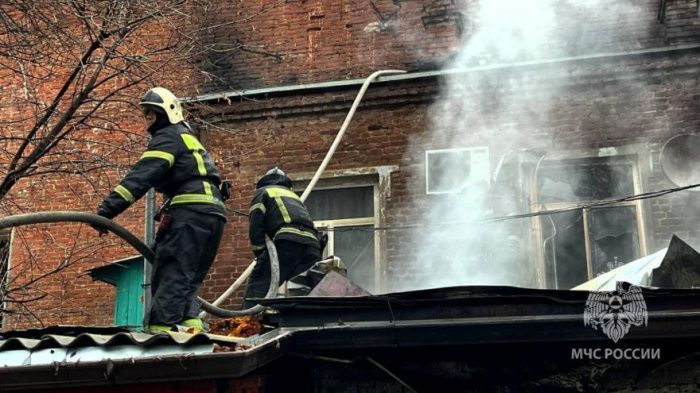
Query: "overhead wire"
228 182 700 231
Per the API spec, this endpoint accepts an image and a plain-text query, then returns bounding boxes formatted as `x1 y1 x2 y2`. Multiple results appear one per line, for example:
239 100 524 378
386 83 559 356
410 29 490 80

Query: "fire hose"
198 69 406 317
0 69 405 320
0 211 277 318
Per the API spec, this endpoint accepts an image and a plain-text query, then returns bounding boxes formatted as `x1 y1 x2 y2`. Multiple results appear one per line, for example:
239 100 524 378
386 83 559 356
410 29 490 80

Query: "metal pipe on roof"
300 69 406 201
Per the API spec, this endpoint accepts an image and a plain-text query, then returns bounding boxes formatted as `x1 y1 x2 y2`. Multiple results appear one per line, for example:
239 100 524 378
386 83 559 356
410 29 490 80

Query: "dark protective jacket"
248 173 320 254
98 122 226 219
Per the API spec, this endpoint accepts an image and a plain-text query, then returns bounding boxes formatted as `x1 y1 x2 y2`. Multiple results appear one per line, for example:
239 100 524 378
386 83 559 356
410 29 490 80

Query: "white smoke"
391 0 650 292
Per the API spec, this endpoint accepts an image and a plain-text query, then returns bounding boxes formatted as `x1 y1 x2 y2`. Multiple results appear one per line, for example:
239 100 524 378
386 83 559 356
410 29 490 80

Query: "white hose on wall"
199 69 407 316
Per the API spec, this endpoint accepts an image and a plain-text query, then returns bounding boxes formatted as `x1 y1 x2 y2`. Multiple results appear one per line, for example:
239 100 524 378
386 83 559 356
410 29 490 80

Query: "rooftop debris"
308 271 371 297
287 257 371 297
208 316 263 337
652 235 700 288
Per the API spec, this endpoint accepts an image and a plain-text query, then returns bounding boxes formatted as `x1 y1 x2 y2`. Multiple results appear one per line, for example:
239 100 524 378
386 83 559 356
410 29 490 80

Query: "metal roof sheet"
0 331 244 367
0 331 242 351
0 330 292 390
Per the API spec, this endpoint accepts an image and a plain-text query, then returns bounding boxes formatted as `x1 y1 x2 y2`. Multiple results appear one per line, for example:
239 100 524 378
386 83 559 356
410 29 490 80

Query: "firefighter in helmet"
244 167 321 308
95 87 228 333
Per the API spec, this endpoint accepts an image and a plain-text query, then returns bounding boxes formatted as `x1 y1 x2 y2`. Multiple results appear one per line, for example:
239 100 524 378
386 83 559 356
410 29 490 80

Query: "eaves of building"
184 44 700 123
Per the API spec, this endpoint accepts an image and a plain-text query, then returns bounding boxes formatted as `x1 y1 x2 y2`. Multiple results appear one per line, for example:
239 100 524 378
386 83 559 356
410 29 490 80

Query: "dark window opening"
542 210 587 289
537 157 643 289
304 186 374 221
537 159 634 203
588 206 640 277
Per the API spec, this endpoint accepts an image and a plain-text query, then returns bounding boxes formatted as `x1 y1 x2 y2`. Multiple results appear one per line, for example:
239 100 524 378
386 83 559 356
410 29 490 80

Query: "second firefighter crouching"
243 167 323 309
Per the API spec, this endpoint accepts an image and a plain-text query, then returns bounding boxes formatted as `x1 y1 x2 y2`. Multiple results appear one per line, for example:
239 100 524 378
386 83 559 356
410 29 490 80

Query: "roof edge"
183 43 700 103
0 331 291 391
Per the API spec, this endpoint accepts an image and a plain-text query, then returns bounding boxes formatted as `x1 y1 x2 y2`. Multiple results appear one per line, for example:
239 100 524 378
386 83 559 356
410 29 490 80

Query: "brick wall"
662 0 700 44
0 5 202 329
197 0 468 91
196 0 677 92
199 47 700 300
4 0 700 327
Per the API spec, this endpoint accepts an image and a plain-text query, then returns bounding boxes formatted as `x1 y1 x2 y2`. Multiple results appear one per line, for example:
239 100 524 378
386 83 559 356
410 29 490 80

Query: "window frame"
311 183 379 292
425 146 490 195
292 172 386 293
530 154 648 289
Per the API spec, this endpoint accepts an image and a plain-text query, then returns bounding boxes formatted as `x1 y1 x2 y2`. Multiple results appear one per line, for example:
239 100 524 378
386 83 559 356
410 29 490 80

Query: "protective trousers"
147 207 225 326
242 240 321 309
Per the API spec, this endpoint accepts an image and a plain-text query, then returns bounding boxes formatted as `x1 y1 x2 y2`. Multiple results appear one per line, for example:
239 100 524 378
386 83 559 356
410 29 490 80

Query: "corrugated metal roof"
0 331 244 367
0 330 293 390
0 331 241 351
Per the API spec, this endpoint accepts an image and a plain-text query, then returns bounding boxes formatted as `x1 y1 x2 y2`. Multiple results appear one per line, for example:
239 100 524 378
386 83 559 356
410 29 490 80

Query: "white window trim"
311 183 378 292
292 167 395 293
425 146 490 195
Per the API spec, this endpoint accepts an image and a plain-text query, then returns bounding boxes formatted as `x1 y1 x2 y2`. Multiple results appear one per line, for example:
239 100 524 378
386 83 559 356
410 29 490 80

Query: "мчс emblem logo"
583 282 648 343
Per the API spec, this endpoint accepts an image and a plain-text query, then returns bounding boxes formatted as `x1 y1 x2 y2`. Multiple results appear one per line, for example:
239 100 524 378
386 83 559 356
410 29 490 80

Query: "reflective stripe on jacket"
249 183 319 251
98 123 226 219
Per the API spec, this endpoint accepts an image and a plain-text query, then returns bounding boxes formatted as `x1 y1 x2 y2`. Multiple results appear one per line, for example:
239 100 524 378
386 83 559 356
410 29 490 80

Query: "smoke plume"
391 0 652 292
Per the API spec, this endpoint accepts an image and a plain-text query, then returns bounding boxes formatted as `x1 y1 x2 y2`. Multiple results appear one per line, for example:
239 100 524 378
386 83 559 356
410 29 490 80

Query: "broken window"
588 206 640 276
304 185 377 292
541 210 588 290
537 160 634 203
535 157 645 289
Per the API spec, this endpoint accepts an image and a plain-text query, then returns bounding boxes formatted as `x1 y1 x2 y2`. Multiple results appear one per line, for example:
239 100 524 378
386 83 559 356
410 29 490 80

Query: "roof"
4 284 700 390
258 285 700 349
0 331 243 366
0 327 290 391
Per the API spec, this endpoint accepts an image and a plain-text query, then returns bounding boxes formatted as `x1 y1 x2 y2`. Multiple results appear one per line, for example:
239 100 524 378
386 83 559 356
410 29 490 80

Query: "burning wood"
209 316 263 337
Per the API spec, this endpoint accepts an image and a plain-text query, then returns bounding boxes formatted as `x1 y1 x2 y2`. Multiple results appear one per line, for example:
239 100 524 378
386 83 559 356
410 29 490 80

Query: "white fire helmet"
265 167 286 177
139 87 184 125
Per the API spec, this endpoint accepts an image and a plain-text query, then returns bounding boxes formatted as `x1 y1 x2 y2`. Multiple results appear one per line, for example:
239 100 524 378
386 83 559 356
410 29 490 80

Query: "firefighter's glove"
90 208 111 236
254 249 268 260
319 233 328 253
220 181 232 202
90 222 109 237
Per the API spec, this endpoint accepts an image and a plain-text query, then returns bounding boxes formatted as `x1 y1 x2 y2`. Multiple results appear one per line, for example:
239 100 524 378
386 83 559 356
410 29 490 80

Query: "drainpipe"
143 189 156 324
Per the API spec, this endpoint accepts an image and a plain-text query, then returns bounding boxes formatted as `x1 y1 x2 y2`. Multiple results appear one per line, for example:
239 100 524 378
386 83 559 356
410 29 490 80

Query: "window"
425 147 489 194
304 185 378 292
534 156 646 289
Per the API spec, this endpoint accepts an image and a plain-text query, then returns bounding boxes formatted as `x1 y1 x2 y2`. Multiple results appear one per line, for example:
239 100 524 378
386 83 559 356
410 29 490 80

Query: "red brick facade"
3 0 700 327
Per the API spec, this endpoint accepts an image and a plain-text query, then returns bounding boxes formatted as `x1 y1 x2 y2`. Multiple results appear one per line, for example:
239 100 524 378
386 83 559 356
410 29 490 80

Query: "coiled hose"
0 211 278 317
